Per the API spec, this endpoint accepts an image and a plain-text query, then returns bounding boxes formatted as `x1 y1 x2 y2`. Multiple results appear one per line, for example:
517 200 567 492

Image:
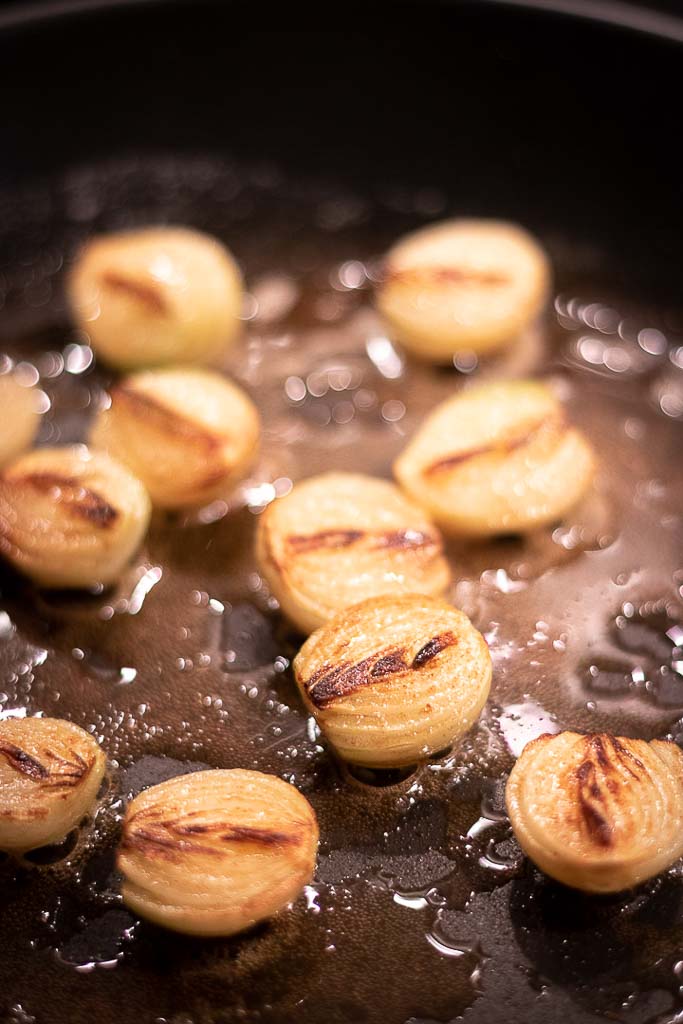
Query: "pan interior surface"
1 4 682 1024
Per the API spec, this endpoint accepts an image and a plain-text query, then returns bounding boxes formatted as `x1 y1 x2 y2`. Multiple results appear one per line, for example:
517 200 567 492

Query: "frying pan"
1 2 683 1023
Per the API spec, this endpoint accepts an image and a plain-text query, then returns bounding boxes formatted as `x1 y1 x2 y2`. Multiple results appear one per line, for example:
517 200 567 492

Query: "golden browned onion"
90 367 260 508
394 379 596 537
506 731 683 893
117 769 319 936
256 472 451 634
293 594 492 768
0 716 106 853
0 445 151 588
68 227 243 369
376 218 550 361
0 372 42 469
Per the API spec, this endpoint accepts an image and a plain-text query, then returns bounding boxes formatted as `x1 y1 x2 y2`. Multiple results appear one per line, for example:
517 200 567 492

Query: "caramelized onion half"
68 227 244 368
91 367 260 508
506 731 683 893
0 445 151 587
0 716 105 853
118 769 319 936
293 593 492 768
256 472 451 633
394 379 596 537
376 218 550 361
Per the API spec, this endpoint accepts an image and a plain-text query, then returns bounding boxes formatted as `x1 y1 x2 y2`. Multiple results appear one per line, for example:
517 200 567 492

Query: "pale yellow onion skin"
0 445 151 588
256 472 451 634
394 379 596 537
293 594 492 768
0 717 106 853
506 731 683 894
0 373 42 468
118 769 319 937
376 219 551 361
68 227 244 369
90 367 260 509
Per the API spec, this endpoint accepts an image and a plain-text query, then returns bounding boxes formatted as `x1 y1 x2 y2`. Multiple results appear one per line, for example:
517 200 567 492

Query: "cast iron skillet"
1 3 683 1024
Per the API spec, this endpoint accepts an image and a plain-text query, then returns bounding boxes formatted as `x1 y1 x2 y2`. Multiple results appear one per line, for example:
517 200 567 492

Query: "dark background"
2 0 682 303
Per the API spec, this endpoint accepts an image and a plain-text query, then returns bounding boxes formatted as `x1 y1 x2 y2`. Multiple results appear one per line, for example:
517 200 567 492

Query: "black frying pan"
1 3 682 1023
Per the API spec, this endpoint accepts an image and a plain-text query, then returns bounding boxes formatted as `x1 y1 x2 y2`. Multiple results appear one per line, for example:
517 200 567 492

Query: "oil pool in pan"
1 156 683 1024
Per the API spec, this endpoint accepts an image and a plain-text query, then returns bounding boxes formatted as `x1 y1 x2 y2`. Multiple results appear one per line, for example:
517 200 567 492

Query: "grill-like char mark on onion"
423 416 564 477
384 265 509 287
0 741 94 791
286 527 440 555
99 270 169 315
306 655 376 708
286 529 365 554
576 759 614 848
18 473 118 527
122 816 304 862
120 826 222 861
373 529 440 551
370 651 409 677
169 820 303 846
114 385 226 451
307 633 457 708
412 631 457 668
607 734 645 778
0 741 49 780
575 735 647 848
218 824 303 846
306 649 412 708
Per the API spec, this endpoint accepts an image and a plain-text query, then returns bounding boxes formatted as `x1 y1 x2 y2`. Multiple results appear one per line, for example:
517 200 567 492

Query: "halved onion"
91 367 260 508
0 445 151 588
256 472 451 633
118 768 319 936
68 227 244 368
293 593 492 768
506 731 683 893
394 379 596 537
0 716 106 853
376 218 550 361
0 372 42 468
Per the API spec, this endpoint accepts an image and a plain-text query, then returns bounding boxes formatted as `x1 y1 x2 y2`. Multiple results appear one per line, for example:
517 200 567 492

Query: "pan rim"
0 0 682 45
